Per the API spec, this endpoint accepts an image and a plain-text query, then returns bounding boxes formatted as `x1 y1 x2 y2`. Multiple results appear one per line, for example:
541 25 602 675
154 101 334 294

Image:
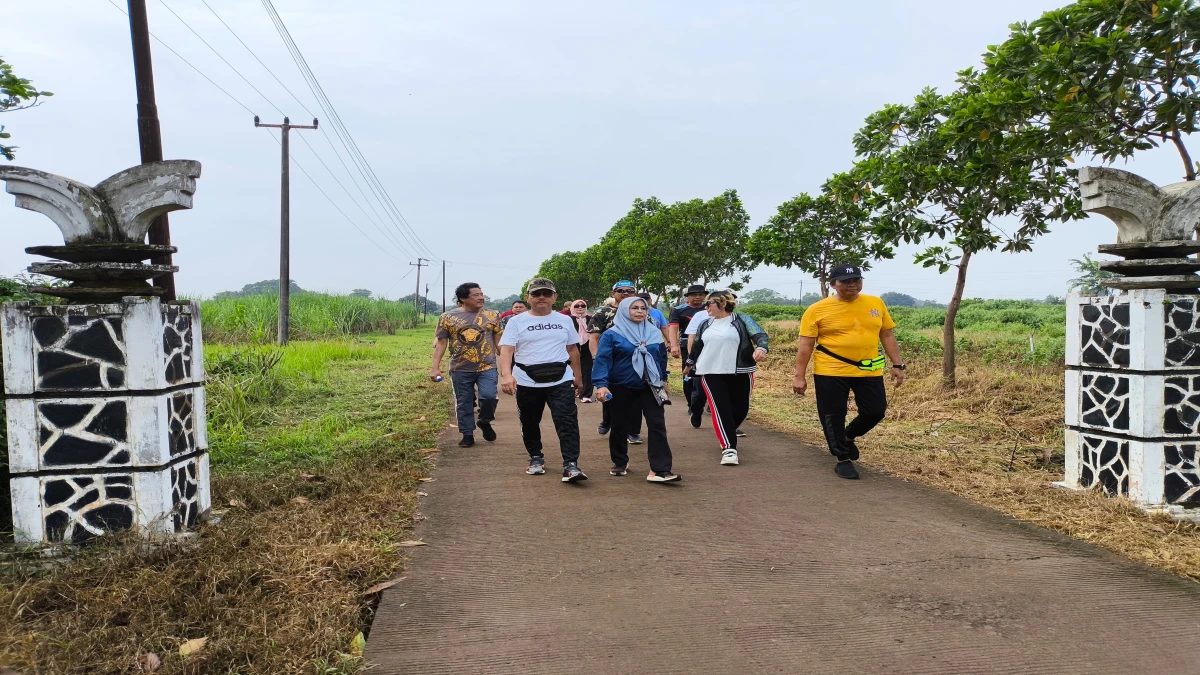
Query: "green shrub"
739 304 806 321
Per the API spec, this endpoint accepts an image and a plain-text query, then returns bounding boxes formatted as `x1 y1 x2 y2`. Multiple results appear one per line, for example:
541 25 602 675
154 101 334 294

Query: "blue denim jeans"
451 369 498 435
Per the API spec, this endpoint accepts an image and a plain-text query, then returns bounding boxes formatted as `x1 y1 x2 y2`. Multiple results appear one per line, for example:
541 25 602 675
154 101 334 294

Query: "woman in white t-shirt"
683 290 769 466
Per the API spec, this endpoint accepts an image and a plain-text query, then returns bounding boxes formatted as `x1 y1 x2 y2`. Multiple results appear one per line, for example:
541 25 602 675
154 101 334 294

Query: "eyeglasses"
573 304 586 308
529 290 554 297
614 288 635 295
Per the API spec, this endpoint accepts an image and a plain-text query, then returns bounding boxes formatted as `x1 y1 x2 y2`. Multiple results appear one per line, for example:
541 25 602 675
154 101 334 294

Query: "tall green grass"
741 298 1066 332
200 292 420 343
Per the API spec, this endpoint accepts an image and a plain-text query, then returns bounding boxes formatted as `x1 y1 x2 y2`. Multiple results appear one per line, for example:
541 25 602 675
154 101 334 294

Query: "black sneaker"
610 465 628 476
598 423 610 436
690 410 702 428
735 428 746 438
458 434 475 448
835 460 860 480
845 438 860 460
646 471 682 482
477 421 497 442
562 462 589 483
627 434 644 445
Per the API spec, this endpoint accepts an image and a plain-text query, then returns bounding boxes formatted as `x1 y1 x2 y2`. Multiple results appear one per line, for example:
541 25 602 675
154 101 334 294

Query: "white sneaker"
720 450 739 465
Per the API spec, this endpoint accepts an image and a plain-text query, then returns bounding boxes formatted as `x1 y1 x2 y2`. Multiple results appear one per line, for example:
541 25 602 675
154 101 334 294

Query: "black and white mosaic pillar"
3 297 209 544
1064 291 1200 508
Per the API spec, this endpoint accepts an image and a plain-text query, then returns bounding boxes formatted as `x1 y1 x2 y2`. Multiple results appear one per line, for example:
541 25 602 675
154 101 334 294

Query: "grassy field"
0 326 450 674
199 292 421 344
742 319 1200 582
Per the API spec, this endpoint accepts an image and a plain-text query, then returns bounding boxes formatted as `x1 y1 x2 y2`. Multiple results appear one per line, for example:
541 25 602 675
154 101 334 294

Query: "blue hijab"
612 296 664 386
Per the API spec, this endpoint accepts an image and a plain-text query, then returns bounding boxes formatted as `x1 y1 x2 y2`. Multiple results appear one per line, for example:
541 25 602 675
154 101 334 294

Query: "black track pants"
680 340 695 411
698 374 752 450
608 384 673 473
813 374 887 461
516 382 581 464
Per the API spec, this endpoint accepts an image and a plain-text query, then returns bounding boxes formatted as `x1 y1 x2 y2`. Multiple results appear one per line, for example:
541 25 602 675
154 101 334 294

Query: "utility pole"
410 258 428 313
127 0 176 300
254 116 318 345
441 259 446 313
424 283 430 323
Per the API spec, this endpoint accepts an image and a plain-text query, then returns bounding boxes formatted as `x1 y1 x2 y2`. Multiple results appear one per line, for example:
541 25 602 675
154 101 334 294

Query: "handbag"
514 360 570 384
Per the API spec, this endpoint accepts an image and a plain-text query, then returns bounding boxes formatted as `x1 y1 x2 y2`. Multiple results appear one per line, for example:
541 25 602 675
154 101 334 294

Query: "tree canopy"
0 57 52 161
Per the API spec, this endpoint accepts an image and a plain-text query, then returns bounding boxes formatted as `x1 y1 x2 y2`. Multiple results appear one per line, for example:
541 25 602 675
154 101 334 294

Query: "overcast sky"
1 0 1193 303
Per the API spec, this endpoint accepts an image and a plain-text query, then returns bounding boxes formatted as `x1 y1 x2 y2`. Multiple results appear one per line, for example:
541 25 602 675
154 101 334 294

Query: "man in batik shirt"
432 282 503 447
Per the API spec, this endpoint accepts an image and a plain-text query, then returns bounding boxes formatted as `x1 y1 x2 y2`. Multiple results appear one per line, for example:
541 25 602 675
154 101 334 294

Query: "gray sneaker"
526 456 546 475
562 462 588 483
628 434 644 444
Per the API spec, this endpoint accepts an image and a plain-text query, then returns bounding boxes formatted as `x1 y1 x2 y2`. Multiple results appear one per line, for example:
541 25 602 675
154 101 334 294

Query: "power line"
104 0 410 265
153 0 416 261
104 0 256 116
195 0 412 259
260 0 437 259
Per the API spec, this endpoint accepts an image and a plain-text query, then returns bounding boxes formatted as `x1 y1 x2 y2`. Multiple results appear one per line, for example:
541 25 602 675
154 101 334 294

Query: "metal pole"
442 260 446 313
424 283 430 323
254 116 318 346
127 0 175 300
414 260 424 311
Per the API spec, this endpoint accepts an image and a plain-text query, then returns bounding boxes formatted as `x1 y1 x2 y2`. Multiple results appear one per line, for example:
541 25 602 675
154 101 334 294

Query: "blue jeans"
451 369 498 435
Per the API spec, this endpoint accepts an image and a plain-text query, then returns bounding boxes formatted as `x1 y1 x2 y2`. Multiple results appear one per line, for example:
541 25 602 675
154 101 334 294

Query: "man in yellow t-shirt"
793 264 905 480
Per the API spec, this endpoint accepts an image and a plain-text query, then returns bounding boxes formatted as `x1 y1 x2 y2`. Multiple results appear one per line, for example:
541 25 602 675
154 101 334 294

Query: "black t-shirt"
669 303 705 338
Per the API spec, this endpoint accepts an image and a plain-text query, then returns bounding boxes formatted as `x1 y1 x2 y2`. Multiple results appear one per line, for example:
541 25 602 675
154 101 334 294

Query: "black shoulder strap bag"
814 344 885 372
514 360 570 383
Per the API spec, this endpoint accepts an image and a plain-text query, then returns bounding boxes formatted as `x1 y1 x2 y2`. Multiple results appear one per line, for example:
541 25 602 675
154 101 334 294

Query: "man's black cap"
685 284 708 295
830 264 864 281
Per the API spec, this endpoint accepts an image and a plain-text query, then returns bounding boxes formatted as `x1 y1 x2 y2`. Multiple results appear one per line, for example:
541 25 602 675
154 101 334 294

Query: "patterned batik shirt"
436 308 502 372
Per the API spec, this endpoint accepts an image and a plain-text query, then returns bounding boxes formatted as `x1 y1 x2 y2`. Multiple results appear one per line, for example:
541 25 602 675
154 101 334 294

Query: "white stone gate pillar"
0 160 211 544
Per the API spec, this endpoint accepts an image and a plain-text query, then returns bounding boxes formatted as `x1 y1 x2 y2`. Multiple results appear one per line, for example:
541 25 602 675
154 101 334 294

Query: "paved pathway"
368 393 1200 674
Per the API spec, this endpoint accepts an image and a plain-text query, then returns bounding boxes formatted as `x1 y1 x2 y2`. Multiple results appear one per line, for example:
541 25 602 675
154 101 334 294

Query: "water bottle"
683 375 691 383
435 375 443 383
603 393 613 401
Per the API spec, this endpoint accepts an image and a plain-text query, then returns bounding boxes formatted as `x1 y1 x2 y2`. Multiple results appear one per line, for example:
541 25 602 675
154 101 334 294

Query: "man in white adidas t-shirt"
499 278 588 482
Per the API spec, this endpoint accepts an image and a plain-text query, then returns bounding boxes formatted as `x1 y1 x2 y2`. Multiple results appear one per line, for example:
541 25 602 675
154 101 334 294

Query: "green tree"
984 0 1200 180
349 288 372 298
879 291 918 307
535 247 609 305
1 57 52 161
1068 253 1119 295
853 84 1082 386
747 180 893 298
213 279 304 299
741 288 791 305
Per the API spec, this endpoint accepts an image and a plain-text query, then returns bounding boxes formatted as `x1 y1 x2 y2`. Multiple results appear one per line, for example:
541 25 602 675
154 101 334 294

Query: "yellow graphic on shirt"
799 294 895 377
436 309 501 372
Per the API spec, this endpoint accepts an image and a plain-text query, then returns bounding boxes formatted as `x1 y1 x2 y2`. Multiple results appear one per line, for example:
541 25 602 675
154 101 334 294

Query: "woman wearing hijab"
683 290 769 466
592 297 680 482
568 300 595 401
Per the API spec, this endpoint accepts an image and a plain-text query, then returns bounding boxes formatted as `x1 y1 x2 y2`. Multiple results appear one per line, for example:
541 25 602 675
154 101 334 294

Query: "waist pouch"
815 344 885 372
515 360 570 383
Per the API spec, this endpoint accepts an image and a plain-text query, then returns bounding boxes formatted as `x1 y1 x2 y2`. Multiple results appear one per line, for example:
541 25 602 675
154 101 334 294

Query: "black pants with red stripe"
813 374 887 461
699 373 752 450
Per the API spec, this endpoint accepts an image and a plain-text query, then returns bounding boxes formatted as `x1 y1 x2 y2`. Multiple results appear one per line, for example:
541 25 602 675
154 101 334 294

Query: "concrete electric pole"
254 116 318 345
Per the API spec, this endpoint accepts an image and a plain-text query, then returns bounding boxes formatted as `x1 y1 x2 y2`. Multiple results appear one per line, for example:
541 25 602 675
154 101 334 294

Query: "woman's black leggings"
577 346 594 398
698 373 752 450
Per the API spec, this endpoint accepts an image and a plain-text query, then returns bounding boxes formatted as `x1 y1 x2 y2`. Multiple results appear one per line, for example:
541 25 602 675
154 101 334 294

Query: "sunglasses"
529 290 554 297
573 303 586 308
614 288 636 295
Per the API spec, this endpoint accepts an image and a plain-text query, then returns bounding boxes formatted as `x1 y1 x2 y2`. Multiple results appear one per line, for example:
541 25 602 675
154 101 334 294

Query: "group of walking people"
430 264 906 484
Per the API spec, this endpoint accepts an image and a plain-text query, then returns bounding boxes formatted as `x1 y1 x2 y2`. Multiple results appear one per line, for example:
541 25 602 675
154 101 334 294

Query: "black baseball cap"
685 284 708 295
830 264 864 281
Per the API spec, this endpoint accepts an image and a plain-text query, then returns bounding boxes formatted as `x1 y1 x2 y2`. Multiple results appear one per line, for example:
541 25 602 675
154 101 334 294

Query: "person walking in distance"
793 264 905 480
568 299 596 402
589 280 644 444
668 284 708 418
499 299 529 330
499 278 588 482
431 283 503 448
592 297 680 482
683 290 769 466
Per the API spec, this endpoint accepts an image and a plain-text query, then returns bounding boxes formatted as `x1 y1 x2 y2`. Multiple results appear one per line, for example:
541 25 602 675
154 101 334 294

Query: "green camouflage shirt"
587 305 618 334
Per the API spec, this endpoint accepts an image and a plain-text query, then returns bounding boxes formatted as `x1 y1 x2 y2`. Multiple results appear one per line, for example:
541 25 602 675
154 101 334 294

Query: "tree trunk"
819 273 829 298
941 249 973 389
1171 127 1195 181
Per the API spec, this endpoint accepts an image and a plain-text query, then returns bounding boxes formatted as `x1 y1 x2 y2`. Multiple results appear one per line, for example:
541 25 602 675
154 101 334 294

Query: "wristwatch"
892 364 907 370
